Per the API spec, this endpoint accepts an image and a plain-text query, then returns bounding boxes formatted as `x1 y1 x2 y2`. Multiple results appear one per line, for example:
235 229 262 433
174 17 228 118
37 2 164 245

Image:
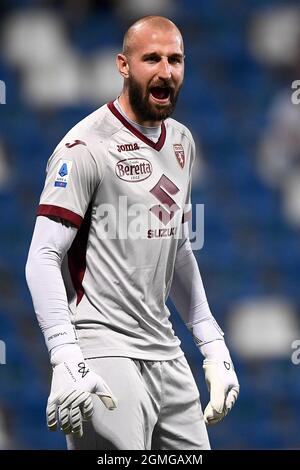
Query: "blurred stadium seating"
0 0 300 449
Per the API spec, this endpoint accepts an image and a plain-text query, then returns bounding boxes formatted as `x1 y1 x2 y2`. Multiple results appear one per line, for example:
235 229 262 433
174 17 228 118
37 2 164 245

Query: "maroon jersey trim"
67 204 92 306
107 101 166 151
37 204 83 228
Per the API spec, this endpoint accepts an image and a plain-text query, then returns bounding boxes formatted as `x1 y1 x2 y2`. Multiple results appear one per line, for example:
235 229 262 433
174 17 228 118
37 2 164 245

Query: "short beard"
127 75 181 122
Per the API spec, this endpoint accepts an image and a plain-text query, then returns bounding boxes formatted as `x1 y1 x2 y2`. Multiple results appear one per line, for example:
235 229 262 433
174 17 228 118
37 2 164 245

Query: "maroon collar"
107 101 166 151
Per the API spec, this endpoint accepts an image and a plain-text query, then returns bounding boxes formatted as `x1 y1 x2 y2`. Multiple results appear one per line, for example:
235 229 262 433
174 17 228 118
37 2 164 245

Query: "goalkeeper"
26 15 239 450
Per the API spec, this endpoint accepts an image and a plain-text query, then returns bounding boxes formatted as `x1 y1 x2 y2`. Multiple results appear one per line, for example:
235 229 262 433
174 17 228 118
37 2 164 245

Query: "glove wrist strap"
188 317 224 347
50 343 85 367
44 324 77 352
201 340 232 362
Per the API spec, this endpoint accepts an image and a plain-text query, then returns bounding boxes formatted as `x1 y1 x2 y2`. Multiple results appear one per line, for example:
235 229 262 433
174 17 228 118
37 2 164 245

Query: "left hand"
203 359 239 425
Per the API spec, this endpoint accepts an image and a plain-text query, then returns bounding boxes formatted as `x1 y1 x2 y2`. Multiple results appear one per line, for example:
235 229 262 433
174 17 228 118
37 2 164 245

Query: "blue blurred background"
1 0 300 449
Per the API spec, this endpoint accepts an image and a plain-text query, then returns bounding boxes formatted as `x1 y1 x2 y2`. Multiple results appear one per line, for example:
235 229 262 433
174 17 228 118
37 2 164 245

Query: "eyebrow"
141 52 185 60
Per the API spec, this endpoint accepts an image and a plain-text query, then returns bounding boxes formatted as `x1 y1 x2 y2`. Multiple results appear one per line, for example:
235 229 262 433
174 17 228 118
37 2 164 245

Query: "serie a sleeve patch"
54 160 73 188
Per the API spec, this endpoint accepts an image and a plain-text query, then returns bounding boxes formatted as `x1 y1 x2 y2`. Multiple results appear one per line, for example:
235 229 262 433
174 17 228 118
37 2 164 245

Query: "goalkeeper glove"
46 344 117 437
203 357 239 425
190 318 239 425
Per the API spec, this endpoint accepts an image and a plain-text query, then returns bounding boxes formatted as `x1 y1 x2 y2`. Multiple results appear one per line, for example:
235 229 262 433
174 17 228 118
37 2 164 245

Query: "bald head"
117 15 185 126
123 16 183 57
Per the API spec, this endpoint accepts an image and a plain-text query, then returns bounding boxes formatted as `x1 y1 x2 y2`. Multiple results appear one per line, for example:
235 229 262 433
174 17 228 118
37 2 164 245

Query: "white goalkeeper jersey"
38 101 195 360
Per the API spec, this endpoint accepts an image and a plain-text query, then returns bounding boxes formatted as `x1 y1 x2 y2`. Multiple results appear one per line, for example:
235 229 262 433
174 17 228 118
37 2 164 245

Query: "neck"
118 91 162 127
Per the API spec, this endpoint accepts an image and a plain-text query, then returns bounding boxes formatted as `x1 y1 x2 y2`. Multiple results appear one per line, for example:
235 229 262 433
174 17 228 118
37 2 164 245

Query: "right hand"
46 345 117 437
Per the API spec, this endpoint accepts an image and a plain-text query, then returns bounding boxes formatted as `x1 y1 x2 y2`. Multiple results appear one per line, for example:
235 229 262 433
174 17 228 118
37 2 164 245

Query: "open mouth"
150 86 171 102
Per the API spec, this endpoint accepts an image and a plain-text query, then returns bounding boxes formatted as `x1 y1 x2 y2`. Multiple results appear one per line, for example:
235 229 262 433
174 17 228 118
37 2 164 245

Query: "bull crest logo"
173 144 185 169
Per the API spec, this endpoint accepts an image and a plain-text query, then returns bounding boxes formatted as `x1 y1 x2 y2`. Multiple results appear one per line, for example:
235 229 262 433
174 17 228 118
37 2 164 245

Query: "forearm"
25 216 77 350
170 242 212 325
170 232 227 356
171 231 239 423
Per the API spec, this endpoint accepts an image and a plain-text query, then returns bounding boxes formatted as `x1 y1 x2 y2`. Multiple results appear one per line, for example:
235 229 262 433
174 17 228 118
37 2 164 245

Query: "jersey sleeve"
38 140 100 228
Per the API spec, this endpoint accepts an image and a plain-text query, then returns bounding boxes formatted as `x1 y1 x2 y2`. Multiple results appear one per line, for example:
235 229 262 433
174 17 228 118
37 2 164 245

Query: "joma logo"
117 143 140 153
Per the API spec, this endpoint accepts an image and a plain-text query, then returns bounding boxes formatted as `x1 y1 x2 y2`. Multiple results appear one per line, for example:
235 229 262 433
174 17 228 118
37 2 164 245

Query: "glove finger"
81 395 94 421
58 390 79 408
225 387 239 412
58 390 88 415
204 403 214 425
57 390 81 434
98 394 118 410
45 388 67 431
55 390 90 433
46 401 58 432
206 415 224 425
210 384 226 414
63 390 90 409
70 405 83 438
94 379 117 410
204 363 226 414
58 404 72 434
204 402 224 425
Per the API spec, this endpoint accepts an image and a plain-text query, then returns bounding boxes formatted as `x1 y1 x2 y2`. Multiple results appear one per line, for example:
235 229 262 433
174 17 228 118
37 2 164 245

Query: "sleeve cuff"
37 204 83 228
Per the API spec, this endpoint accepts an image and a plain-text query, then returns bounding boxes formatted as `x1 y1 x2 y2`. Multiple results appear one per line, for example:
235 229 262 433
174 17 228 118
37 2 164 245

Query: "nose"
158 57 172 80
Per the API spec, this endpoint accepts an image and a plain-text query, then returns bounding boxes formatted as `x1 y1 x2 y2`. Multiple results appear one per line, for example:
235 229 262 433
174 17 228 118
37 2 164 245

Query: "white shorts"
66 355 210 450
